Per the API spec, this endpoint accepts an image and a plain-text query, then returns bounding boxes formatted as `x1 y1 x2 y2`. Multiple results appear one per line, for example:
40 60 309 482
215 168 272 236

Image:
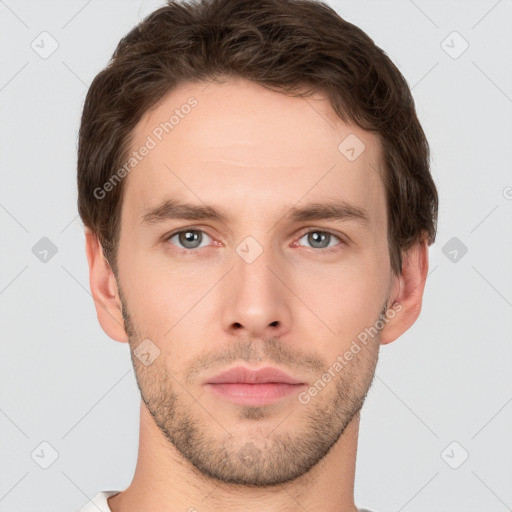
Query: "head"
80 0 437 487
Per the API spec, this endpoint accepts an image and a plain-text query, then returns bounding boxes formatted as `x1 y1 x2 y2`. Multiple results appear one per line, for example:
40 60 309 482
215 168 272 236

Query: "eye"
296 230 343 251
166 229 213 250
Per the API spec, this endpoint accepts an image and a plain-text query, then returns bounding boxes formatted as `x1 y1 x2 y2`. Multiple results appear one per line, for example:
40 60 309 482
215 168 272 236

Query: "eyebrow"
139 198 370 227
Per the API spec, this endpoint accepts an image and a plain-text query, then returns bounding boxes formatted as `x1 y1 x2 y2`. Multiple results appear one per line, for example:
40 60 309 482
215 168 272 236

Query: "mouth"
203 366 307 406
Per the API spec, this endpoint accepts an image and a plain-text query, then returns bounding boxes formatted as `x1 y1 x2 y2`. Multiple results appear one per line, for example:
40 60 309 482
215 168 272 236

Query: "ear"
380 236 429 345
84 229 129 343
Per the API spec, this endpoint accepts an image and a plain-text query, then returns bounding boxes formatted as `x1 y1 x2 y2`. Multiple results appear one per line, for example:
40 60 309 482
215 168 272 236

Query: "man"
77 0 438 510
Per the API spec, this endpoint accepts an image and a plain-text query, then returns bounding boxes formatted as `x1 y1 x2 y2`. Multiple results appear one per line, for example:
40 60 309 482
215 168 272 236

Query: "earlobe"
380 237 430 345
84 229 129 343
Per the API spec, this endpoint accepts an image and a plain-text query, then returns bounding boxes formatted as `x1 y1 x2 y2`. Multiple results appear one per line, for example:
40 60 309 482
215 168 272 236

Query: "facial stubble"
117 284 383 487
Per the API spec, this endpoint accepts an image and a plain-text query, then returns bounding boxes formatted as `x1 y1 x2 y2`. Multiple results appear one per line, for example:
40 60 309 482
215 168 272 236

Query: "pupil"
310 232 328 248
180 230 200 248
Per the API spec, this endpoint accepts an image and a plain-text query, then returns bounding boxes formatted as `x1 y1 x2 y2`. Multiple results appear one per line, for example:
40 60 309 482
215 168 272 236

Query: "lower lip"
204 383 305 406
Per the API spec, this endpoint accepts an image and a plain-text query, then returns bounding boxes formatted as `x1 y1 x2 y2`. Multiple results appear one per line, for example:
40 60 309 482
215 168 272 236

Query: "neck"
108 401 360 512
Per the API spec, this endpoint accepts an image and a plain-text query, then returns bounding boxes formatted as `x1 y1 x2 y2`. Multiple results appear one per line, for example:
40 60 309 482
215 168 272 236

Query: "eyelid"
296 227 346 242
165 225 214 239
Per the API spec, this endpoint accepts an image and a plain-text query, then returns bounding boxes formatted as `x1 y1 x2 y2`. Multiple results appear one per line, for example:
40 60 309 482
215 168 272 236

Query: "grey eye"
298 231 341 249
168 230 211 250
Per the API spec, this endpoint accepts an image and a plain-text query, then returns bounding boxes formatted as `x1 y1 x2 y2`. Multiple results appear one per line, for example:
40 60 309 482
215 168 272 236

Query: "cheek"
119 237 186 302
293 250 389 344
120 248 227 362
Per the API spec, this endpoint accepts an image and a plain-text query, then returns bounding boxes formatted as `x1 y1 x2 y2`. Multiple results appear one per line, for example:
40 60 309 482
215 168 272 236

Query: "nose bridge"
220 234 292 337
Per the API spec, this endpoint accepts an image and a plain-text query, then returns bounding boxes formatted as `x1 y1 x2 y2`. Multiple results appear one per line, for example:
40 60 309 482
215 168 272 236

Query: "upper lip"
205 366 304 385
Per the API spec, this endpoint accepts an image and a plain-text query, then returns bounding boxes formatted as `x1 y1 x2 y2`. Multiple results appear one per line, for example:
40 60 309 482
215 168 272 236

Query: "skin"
85 78 429 512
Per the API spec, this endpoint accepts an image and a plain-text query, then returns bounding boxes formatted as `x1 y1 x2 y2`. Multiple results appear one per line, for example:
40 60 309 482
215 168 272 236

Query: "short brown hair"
77 0 438 276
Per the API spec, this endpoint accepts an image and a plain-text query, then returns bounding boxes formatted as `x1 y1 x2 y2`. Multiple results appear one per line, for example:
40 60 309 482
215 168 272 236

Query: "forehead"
122 79 386 227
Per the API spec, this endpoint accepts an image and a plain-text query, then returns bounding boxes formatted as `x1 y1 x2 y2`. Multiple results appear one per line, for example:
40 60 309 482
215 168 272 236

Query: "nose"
220 241 292 340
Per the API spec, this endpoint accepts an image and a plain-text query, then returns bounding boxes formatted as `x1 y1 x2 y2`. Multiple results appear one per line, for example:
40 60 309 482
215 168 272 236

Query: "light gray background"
1 0 511 511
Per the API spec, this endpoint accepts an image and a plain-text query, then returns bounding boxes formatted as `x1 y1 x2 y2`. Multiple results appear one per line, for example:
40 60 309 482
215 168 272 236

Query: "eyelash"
164 228 345 255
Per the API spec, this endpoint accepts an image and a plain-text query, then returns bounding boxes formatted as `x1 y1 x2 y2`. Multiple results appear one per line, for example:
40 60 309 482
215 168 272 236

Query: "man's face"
115 78 394 486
